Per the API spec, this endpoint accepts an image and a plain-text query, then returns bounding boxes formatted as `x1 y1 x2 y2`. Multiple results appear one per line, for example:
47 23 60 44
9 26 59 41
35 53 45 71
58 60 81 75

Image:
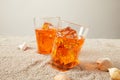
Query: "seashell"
18 42 28 51
108 68 120 80
54 74 70 80
96 58 112 71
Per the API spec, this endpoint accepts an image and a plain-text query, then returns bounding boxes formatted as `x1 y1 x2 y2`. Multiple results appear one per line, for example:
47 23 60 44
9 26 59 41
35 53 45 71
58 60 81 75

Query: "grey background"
0 0 120 38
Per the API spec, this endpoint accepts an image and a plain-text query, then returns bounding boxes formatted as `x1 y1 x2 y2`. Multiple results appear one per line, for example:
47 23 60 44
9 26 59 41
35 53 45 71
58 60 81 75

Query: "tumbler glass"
51 20 88 70
34 17 61 54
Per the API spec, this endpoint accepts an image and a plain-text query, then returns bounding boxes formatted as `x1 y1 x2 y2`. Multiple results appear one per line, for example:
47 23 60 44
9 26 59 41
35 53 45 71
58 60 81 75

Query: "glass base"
49 60 79 71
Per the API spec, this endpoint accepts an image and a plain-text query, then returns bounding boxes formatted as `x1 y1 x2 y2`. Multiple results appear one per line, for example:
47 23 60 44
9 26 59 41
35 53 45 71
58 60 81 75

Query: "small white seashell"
54 74 70 80
108 68 120 80
96 58 111 63
18 42 28 51
96 58 112 71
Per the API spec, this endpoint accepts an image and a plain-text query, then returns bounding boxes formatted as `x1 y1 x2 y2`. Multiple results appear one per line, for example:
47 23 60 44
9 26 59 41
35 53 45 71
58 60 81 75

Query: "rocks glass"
34 17 61 54
51 20 88 70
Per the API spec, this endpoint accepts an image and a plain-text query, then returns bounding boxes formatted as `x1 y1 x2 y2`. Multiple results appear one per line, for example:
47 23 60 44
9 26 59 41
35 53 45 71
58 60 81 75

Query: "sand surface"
0 35 120 80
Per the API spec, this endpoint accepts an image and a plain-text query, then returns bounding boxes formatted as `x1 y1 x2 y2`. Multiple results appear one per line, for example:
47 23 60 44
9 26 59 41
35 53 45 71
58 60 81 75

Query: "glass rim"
60 20 89 38
33 16 61 20
33 16 61 29
61 20 89 28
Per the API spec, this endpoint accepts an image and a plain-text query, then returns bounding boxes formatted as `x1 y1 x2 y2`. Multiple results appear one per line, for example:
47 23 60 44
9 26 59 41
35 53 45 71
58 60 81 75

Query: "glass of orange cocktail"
51 20 88 70
34 17 61 54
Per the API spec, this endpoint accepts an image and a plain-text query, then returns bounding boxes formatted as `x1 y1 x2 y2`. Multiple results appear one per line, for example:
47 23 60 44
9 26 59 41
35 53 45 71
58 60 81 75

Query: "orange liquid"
35 28 56 54
51 36 84 70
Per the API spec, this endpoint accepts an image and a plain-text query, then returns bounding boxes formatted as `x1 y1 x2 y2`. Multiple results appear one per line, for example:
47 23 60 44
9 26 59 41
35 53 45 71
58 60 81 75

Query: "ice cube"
42 22 53 29
59 27 78 38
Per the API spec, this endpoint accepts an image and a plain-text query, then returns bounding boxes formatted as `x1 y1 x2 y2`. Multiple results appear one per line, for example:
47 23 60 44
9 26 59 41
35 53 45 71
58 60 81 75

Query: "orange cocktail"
34 17 60 54
35 22 57 54
51 27 85 70
35 23 56 54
